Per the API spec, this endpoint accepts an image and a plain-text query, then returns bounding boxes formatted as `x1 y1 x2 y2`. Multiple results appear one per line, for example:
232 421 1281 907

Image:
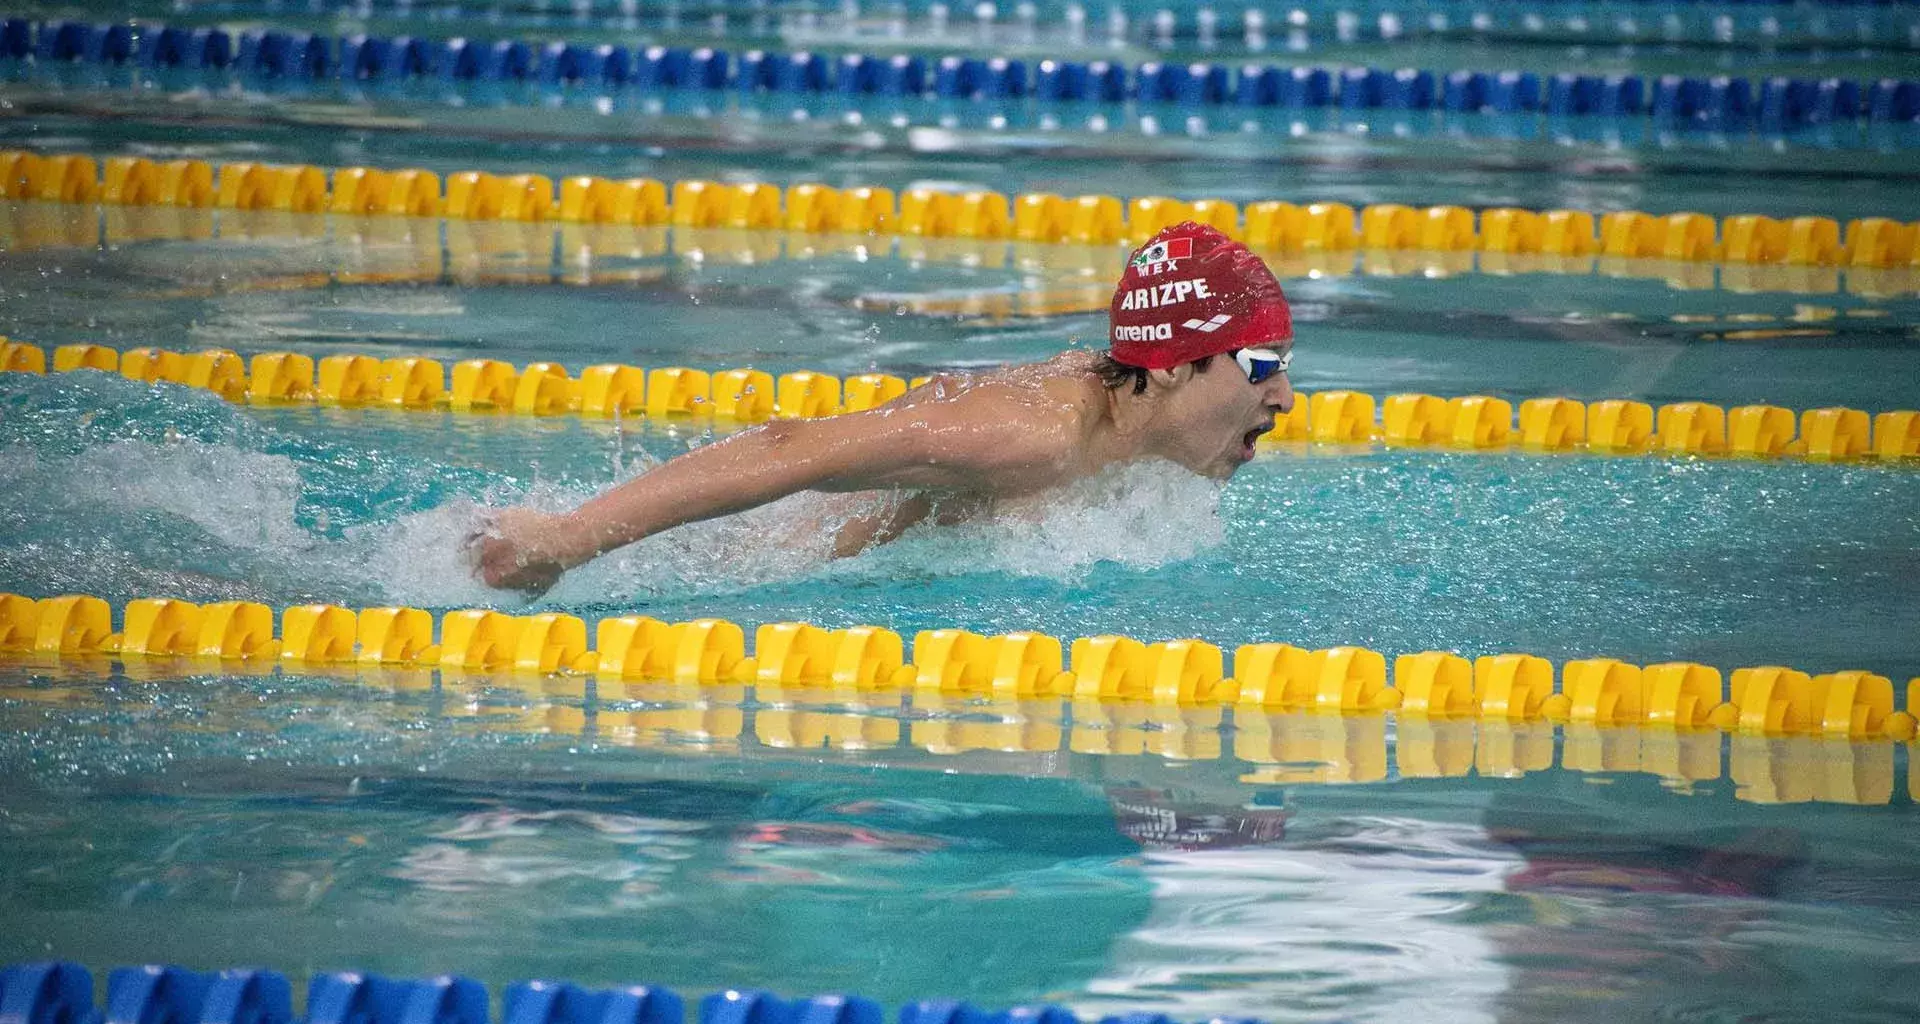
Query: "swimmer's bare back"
474 352 1123 593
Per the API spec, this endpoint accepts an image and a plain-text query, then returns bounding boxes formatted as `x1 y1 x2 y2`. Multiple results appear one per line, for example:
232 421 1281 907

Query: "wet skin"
474 347 1295 593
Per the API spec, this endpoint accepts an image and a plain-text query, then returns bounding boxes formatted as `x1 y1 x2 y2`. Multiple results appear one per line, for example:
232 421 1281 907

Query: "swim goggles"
1234 347 1292 385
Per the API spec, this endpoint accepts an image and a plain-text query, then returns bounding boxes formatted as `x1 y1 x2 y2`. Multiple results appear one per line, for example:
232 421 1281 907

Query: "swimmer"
475 221 1296 593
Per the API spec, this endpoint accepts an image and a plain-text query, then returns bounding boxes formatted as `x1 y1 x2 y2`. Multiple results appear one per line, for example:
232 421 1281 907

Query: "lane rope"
2 591 1916 768
4 591 1917 801
6 15 1919 134
3 338 1916 461
86 0 1920 53
4 148 1920 271
7 200 1915 300
0 962 1084 1024
3 656 1909 803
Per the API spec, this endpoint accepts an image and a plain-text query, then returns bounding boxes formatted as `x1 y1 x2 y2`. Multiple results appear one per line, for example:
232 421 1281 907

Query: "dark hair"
1095 353 1215 395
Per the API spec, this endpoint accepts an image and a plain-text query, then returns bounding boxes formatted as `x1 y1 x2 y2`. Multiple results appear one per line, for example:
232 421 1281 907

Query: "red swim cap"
1108 221 1293 370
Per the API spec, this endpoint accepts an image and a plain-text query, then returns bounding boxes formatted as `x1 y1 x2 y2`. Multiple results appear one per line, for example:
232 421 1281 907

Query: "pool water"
2 668 1918 1022
4 4 1920 1020
9 81 1920 223
13 0 1919 76
4 346 1919 667
4 216 1916 407
1 236 1917 1023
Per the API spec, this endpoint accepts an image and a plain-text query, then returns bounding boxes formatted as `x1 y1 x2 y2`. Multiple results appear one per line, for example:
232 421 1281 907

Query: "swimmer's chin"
1144 455 1243 482
1210 453 1254 480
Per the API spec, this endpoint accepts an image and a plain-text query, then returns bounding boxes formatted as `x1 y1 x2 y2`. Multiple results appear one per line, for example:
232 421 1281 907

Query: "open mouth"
1240 422 1272 456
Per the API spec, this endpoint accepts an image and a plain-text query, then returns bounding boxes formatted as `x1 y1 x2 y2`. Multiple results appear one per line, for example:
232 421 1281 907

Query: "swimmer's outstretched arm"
475 385 1075 591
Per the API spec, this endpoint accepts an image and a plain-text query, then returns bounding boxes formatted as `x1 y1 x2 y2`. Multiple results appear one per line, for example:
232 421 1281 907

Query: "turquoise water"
5 214 1918 407
1 233 1917 1024
2 221 1918 678
11 0 1918 75
8 86 1920 223
3 238 1920 1018
2 668 1919 1021
5 7 1920 1017
4 364 1918 679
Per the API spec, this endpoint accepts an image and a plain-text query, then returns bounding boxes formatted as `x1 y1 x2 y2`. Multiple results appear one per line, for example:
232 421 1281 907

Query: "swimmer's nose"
1264 373 1294 414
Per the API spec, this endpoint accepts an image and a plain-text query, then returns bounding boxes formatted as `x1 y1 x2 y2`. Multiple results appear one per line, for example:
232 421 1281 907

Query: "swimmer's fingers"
466 507 570 594
459 527 490 574
462 509 502 546
470 533 561 596
514 563 563 600
461 509 513 575
471 534 517 588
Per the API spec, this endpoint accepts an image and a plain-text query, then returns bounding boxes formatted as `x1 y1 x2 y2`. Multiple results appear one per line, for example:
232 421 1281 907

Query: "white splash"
112 440 310 550
858 459 1226 582
407 458 1225 604
0 432 1226 608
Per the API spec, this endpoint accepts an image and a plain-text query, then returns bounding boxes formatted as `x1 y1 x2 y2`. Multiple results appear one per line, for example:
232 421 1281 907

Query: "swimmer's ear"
1145 365 1189 390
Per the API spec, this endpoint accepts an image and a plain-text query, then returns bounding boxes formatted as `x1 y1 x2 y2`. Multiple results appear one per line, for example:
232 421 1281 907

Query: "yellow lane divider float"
4 622 1912 808
5 149 1920 274
3 338 1917 461
9 200 1913 300
2 593 1915 755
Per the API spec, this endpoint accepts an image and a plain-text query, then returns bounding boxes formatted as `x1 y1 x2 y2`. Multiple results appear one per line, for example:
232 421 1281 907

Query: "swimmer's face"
1155 344 1295 479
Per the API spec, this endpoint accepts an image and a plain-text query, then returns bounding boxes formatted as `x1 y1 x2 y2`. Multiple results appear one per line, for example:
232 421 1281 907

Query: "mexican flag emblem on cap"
1130 235 1193 268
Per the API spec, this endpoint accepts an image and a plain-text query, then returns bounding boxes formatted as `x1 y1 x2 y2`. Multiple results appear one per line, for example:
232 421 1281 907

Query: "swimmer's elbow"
747 418 834 469
752 408 1049 490
755 418 807 449
748 414 909 489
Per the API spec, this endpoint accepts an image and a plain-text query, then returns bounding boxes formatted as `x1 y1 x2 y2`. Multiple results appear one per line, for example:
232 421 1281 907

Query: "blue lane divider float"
508 980 683 1024
0 964 1228 1024
307 973 487 1024
157 0 1920 11
0 962 97 1024
105 966 294 1024
3 17 1917 132
901 1003 1087 1024
92 0 1920 53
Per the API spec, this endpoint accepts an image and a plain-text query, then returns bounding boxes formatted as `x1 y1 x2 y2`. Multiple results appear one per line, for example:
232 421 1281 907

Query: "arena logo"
1112 322 1174 342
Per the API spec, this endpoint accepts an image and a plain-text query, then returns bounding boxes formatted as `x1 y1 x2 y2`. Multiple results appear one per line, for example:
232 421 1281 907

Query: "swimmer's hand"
471 507 573 594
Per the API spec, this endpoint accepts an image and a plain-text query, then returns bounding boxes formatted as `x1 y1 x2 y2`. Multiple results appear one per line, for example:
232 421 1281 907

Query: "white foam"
344 498 502 608
511 486 847 607
0 437 302 551
411 458 1226 605
856 459 1226 582
0 429 1227 608
78 438 311 550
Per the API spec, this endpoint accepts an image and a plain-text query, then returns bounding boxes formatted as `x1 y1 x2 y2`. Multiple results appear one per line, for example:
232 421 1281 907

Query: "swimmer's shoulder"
900 355 1102 435
798 354 1101 494
905 351 1103 403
